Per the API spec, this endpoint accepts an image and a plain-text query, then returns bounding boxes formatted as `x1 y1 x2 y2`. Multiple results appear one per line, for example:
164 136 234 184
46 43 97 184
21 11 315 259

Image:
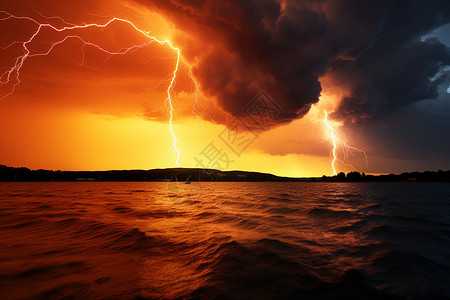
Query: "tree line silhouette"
0 165 449 182
320 170 450 182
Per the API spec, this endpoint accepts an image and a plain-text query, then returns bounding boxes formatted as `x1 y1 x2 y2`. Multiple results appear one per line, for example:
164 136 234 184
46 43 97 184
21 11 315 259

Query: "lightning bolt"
188 71 204 144
323 110 368 176
166 45 181 167
0 10 209 167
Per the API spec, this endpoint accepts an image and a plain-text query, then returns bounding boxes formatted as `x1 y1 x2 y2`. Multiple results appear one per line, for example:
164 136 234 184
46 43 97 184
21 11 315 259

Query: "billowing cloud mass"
330 0 450 124
135 0 450 127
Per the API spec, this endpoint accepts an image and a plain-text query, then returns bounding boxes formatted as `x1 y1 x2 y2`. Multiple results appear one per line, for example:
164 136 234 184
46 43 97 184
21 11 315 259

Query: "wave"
307 207 355 219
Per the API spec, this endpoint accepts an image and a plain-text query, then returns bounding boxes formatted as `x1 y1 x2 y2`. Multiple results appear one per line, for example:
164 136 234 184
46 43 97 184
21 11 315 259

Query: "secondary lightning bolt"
188 70 215 146
323 110 368 176
166 45 181 167
0 10 208 167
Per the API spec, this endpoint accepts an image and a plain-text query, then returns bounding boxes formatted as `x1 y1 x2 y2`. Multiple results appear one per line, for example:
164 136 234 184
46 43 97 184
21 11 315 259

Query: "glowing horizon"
0 9 368 177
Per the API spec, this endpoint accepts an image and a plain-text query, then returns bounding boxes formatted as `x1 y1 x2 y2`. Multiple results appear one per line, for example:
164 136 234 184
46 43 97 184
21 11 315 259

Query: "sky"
0 0 449 177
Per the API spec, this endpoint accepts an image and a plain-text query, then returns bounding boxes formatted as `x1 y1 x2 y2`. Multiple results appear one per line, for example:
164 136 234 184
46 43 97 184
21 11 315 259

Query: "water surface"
0 182 449 299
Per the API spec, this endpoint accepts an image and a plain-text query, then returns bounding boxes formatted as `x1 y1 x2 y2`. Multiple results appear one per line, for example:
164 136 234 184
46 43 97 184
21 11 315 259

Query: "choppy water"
0 182 449 299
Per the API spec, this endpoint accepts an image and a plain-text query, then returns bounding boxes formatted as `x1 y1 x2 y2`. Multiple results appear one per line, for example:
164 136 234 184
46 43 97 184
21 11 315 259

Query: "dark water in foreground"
0 182 449 299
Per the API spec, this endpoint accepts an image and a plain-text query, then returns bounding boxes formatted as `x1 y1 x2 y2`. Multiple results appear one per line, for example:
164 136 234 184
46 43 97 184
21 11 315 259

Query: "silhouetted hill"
0 165 449 182
0 165 304 182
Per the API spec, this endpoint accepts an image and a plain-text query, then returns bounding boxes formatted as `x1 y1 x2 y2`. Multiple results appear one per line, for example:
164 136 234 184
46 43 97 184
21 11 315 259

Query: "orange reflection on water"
0 182 397 299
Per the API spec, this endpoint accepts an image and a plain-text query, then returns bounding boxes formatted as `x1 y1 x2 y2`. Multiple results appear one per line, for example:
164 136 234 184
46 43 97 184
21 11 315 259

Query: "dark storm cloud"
134 0 394 126
135 0 450 129
332 0 450 124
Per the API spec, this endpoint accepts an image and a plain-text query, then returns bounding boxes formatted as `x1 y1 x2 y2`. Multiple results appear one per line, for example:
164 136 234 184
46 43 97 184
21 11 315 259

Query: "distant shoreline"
1 165 449 183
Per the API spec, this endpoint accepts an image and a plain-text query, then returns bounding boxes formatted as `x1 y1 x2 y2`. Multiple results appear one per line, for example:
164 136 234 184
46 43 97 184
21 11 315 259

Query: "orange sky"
0 1 393 177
